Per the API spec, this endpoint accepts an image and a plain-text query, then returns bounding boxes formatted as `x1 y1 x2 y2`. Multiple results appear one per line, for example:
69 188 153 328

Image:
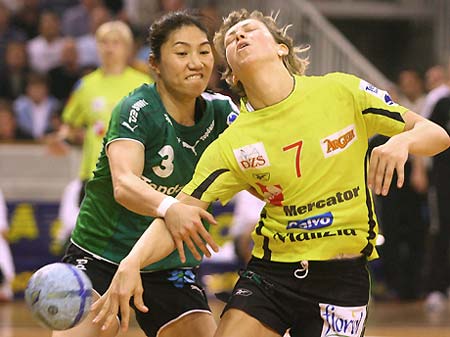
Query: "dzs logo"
233 142 270 171
286 212 333 230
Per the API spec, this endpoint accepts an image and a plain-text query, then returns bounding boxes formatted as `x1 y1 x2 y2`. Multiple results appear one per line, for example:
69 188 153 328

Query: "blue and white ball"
25 263 93 330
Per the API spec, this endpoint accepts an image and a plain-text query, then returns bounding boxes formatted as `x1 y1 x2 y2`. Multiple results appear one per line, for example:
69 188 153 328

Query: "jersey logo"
321 125 357 158
234 288 253 296
359 79 398 106
121 121 138 132
320 303 367 337
252 172 270 182
179 120 215 156
233 142 270 171
127 99 148 128
227 111 239 125
255 182 284 206
286 212 333 230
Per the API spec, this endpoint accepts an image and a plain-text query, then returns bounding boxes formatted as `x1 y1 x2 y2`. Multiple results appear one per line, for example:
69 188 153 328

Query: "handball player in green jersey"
55 11 239 337
93 9 450 337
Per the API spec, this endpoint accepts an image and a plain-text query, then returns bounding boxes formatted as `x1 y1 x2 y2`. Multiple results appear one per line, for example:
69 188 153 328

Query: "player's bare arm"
91 218 175 332
108 139 171 216
368 110 450 196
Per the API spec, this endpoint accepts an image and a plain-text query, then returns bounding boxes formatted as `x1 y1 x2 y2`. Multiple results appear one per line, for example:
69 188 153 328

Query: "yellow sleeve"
182 139 250 205
328 73 408 138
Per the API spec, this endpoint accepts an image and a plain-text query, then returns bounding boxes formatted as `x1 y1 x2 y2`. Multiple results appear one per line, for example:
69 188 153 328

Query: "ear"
277 43 289 57
231 74 239 85
149 55 160 75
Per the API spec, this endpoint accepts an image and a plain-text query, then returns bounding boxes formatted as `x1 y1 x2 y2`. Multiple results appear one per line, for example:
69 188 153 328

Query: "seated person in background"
13 72 60 140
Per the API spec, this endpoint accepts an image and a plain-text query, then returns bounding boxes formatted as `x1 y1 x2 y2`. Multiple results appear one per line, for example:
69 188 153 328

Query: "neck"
156 82 197 126
240 63 294 110
101 63 127 76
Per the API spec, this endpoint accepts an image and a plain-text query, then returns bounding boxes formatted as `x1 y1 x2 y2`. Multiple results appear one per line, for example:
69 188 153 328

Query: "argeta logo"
233 142 270 171
234 288 253 296
321 125 357 158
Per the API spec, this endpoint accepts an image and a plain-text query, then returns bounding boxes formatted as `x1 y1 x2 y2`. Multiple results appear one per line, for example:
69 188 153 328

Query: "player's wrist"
156 196 179 217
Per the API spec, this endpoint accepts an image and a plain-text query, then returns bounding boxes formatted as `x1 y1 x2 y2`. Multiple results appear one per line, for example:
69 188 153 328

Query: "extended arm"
368 110 450 195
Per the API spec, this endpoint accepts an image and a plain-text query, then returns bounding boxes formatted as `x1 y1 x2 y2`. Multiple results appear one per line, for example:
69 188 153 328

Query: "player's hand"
368 136 409 196
91 258 148 332
45 132 70 156
165 202 219 263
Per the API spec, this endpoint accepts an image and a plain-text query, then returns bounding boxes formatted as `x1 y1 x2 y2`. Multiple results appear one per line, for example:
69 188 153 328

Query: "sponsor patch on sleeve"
359 79 398 106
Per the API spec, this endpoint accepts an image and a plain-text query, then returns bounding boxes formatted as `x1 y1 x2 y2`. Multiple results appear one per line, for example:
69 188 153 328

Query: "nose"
188 52 203 69
235 29 246 41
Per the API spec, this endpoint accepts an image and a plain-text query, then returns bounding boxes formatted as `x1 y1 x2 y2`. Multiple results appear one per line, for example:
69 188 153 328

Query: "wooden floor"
2 299 450 337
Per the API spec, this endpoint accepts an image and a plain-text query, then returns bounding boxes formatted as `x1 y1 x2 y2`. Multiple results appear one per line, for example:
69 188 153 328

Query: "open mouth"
186 74 203 80
237 42 249 51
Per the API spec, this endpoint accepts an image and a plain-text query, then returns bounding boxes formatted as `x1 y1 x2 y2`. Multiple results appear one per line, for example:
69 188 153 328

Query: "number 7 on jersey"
282 140 303 178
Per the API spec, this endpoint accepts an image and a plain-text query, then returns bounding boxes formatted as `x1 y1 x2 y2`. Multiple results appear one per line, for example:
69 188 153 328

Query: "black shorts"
63 243 211 337
223 256 370 337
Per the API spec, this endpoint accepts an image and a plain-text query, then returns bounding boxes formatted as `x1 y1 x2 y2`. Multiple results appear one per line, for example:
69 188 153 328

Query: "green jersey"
71 83 239 271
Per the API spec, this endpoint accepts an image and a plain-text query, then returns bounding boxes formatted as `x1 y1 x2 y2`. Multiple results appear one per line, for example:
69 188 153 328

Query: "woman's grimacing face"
153 25 214 98
224 18 281 77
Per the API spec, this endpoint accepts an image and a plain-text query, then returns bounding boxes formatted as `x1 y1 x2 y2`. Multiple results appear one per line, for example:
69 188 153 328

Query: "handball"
25 263 93 330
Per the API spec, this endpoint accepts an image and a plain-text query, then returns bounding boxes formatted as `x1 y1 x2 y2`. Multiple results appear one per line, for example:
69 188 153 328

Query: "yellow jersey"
62 67 150 180
183 73 408 262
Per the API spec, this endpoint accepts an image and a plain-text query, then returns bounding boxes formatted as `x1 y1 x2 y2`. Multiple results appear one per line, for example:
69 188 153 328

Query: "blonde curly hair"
214 9 309 97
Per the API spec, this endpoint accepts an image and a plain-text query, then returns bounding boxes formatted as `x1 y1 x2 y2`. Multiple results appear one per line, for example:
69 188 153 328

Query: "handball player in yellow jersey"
50 21 150 204
93 9 450 337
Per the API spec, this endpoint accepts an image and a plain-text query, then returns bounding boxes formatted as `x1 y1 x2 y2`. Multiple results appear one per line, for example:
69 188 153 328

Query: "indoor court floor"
1 298 450 337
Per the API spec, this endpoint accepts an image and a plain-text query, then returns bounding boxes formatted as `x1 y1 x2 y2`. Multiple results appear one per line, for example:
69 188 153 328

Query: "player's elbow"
112 174 131 205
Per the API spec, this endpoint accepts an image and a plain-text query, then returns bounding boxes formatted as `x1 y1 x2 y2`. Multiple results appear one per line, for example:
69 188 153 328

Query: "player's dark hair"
148 10 211 62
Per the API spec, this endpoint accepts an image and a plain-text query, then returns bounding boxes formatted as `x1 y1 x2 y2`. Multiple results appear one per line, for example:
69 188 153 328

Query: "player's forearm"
395 119 450 156
123 218 175 269
113 172 168 217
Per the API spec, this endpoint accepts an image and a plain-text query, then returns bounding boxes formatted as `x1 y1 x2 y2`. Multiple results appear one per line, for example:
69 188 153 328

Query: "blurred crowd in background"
0 0 449 315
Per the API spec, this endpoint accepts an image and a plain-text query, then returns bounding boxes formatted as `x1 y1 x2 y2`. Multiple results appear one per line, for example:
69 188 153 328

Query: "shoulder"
125 67 151 81
201 90 239 112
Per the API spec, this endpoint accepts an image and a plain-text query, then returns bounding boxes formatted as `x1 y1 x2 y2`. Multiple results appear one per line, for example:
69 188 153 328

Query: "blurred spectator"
424 93 450 311
422 65 450 118
27 10 64 74
10 0 41 39
0 40 30 100
0 3 26 65
76 5 111 69
397 69 426 113
48 38 82 103
62 0 103 37
0 99 30 140
123 0 159 30
0 188 14 302
13 72 60 140
370 72 428 300
49 21 150 206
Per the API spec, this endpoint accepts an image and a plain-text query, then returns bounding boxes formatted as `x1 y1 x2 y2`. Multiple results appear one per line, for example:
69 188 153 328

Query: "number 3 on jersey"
152 145 174 178
282 140 303 178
